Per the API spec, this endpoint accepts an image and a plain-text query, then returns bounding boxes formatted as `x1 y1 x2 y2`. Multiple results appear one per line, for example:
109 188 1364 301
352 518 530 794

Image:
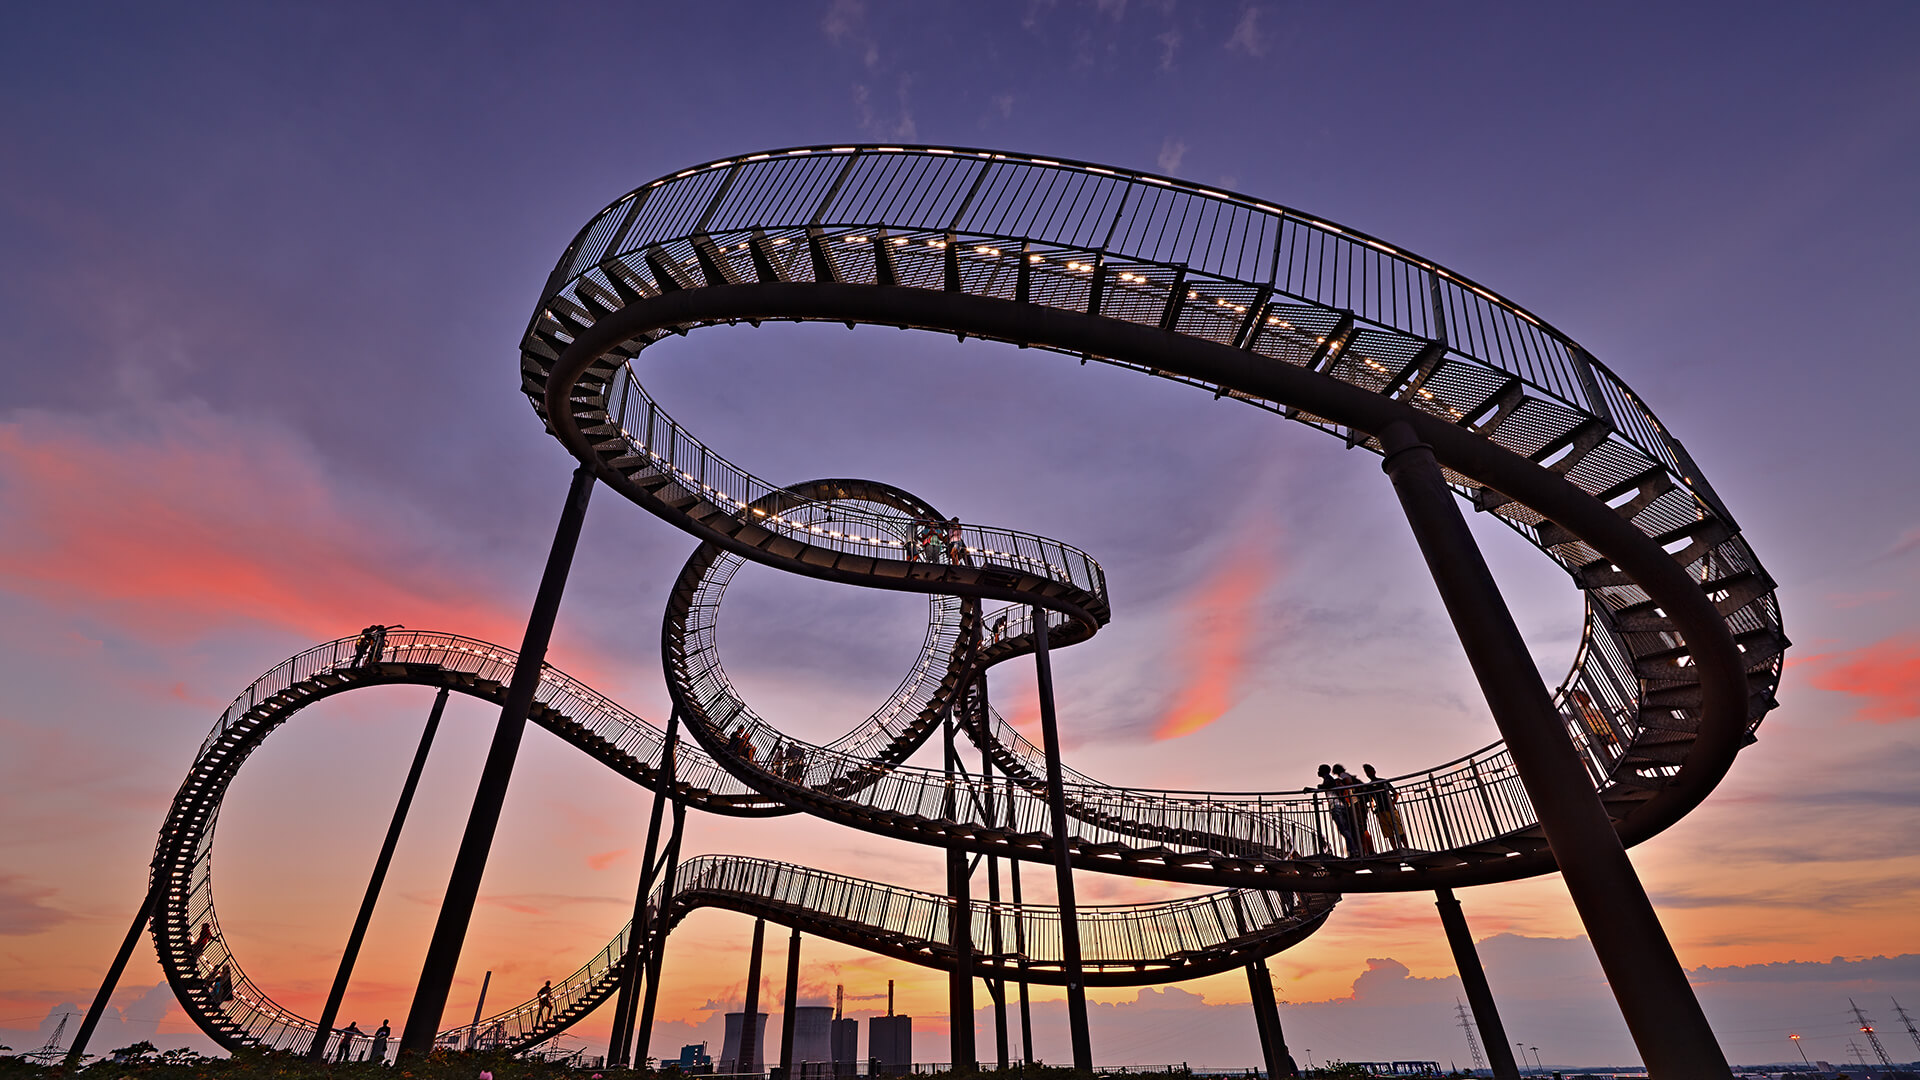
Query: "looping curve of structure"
143 144 1784 1064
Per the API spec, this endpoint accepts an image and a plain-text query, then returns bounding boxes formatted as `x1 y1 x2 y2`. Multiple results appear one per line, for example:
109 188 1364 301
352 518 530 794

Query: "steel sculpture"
508 146 1782 1077
77 146 1779 1080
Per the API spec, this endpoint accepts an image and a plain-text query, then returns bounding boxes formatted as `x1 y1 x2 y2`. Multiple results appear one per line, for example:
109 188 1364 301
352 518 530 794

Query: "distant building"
677 1042 713 1073
788 1005 833 1072
867 1014 911 1077
719 1012 768 1074
830 1015 858 1077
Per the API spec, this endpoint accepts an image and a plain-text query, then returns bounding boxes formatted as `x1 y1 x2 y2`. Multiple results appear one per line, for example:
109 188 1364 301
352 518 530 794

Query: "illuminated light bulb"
1188 290 1198 299
1234 305 1246 313
846 236 868 244
1028 253 1043 263
773 238 790 245
893 237 908 245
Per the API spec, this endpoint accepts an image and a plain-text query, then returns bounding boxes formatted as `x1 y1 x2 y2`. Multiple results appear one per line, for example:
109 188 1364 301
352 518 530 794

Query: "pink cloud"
0 409 533 647
0 406 624 688
1801 635 1920 723
586 848 630 871
1153 526 1281 740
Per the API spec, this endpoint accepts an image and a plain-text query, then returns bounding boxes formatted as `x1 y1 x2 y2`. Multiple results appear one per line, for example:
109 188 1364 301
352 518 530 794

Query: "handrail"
534 144 1718 515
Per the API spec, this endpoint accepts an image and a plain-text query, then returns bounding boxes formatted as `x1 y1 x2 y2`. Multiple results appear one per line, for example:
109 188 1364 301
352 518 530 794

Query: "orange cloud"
0 407 545 656
1802 634 1920 723
1153 527 1280 740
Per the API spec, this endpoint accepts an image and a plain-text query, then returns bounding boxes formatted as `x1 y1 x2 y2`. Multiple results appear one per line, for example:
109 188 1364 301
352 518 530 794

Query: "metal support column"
1007 827 1034 1066
610 711 681 1066
779 928 801 1079
63 879 160 1071
740 918 767 1076
1435 888 1519 1080
1032 605 1093 1072
400 464 595 1055
310 687 450 1058
944 710 977 1073
981 720 1010 1072
463 970 491 1050
634 802 687 1067
1378 420 1730 1079
1246 958 1295 1078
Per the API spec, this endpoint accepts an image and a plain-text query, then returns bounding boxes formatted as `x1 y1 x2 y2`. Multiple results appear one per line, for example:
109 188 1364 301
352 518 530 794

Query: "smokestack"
837 984 844 1021
888 980 894 1017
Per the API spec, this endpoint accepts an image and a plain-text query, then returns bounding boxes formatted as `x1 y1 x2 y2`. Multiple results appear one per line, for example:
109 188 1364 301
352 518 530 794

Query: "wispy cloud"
1885 523 1920 561
1154 28 1181 71
0 404 544 655
0 874 67 936
1224 6 1268 58
822 0 879 69
586 848 631 871
1799 634 1920 723
1154 523 1281 740
1156 136 1187 174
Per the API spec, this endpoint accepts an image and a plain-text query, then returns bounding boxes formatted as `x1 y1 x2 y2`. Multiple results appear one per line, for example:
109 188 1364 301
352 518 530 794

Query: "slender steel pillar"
1378 420 1730 1078
309 687 450 1058
1031 606 1093 1072
981 732 1010 1071
779 928 801 1078
740 918 767 1076
400 464 595 1056
1007 779 1034 1068
610 712 681 1065
1246 959 1294 1078
464 970 491 1050
634 802 687 1067
944 712 978 1072
1435 888 1519 1080
63 878 160 1071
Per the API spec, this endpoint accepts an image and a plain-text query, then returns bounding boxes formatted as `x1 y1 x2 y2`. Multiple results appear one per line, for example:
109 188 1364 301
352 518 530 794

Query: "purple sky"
3 2 1919 1069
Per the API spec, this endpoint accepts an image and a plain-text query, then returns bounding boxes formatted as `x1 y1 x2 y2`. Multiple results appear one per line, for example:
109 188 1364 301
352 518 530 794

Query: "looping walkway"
528 144 1785 894
146 633 1331 1054
148 144 1784 1064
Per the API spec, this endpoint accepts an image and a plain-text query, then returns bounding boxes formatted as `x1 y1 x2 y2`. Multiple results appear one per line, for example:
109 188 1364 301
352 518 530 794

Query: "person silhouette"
1314 764 1360 857
536 979 554 1023
369 1019 391 1063
1362 764 1408 850
353 626 379 666
1332 764 1374 856
335 1021 363 1063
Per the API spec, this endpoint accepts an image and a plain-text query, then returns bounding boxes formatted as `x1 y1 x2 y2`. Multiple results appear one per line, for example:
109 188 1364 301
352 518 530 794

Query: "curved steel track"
149 144 1783 1059
149 631 1330 1055
525 144 1784 896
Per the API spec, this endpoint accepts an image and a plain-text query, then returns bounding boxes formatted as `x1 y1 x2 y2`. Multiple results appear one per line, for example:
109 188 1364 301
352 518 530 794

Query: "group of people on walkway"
330 1019 390 1064
727 726 809 782
1309 763 1409 858
904 516 966 564
767 739 808 782
351 624 402 667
